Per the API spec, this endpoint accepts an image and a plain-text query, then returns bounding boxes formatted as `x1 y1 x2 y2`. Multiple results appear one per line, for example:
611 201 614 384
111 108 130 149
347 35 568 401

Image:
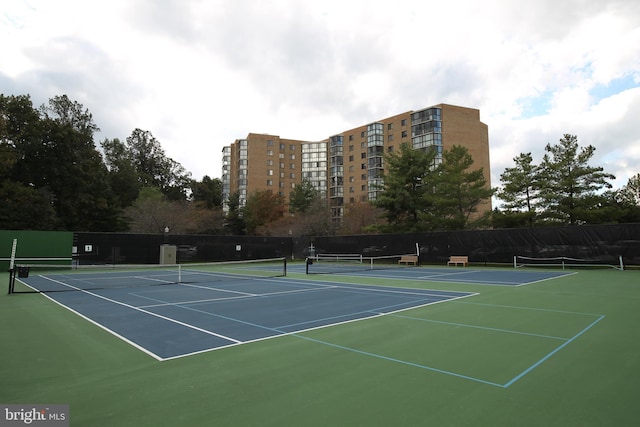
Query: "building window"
361 152 366 159
290 154 296 160
388 134 394 142
361 131 366 137
349 135 354 141
267 180 273 186
361 163 366 169
387 123 392 130
401 130 407 138
268 169 274 176
349 155 354 161
349 145 354 152
267 140 274 146
267 150 273 156
401 119 406 126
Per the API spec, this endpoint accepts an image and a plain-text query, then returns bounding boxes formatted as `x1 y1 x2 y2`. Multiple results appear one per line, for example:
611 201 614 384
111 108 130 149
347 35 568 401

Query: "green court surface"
1 266 639 426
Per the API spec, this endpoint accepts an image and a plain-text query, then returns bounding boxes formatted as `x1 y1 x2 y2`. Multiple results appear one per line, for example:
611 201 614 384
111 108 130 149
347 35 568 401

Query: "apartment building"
222 104 491 222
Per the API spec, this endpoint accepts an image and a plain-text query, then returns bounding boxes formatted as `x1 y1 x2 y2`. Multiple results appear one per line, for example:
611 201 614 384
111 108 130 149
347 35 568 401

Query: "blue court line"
290 333 505 388
390 314 569 341
503 314 605 388
293 312 605 388
274 296 444 330
455 300 604 317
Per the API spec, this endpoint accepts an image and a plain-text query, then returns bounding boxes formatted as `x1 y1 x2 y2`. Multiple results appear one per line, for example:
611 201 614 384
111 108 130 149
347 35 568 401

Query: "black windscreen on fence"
71 224 640 266
310 224 640 266
75 233 293 265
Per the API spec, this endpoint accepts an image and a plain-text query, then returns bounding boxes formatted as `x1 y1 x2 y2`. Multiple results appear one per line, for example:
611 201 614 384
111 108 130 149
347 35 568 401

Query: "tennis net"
305 254 416 275
8 257 287 294
513 255 624 270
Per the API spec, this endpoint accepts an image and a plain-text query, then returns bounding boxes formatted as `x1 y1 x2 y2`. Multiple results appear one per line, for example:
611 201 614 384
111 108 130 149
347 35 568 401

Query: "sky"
2 0 639 196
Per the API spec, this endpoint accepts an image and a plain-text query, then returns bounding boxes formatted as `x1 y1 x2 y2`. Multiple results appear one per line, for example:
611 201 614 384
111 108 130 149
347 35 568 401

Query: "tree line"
2 93 638 235
1 94 222 233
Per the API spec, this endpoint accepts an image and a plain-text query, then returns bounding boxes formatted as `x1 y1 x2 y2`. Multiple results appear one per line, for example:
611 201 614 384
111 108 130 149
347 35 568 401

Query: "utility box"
159 244 177 264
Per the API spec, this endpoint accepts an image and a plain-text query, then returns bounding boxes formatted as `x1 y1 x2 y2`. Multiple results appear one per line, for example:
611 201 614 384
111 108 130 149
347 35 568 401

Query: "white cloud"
1 0 639 192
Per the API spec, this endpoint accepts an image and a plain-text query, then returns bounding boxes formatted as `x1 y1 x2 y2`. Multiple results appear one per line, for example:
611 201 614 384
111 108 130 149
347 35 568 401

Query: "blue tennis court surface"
294 264 572 286
21 273 475 360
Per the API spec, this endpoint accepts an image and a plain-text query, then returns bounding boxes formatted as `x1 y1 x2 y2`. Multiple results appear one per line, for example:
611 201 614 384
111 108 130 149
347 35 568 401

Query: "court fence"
3 224 639 267
307 223 640 267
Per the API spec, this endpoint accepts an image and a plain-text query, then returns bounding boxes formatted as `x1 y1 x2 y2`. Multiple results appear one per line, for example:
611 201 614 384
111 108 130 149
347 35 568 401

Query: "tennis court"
2 259 637 426
296 259 572 286
10 260 475 360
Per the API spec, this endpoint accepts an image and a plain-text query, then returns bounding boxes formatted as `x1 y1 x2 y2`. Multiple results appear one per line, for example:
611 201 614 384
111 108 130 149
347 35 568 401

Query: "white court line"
38 275 242 344
135 285 339 309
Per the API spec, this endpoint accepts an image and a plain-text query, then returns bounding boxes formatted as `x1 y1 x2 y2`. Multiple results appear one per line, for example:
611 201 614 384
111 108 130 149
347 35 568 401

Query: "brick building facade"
222 104 491 223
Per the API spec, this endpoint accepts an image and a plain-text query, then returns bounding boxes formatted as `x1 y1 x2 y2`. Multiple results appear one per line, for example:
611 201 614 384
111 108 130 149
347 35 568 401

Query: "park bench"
447 255 469 267
398 255 419 265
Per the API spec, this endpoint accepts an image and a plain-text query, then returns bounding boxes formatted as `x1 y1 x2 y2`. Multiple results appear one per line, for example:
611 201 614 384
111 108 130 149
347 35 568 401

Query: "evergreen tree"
373 143 439 232
537 134 615 225
431 145 494 230
496 152 539 227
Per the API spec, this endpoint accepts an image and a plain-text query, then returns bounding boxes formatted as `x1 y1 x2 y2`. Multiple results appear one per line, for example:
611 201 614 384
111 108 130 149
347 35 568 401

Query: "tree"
125 128 192 200
537 134 615 225
1 95 45 227
339 201 385 235
243 190 285 235
607 173 640 223
101 137 141 208
40 94 99 137
617 173 640 206
1 94 123 231
496 152 539 227
373 143 439 232
0 181 57 230
125 187 183 233
289 179 320 214
184 206 226 234
431 145 494 230
191 176 223 209
37 96 122 230
224 191 245 235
